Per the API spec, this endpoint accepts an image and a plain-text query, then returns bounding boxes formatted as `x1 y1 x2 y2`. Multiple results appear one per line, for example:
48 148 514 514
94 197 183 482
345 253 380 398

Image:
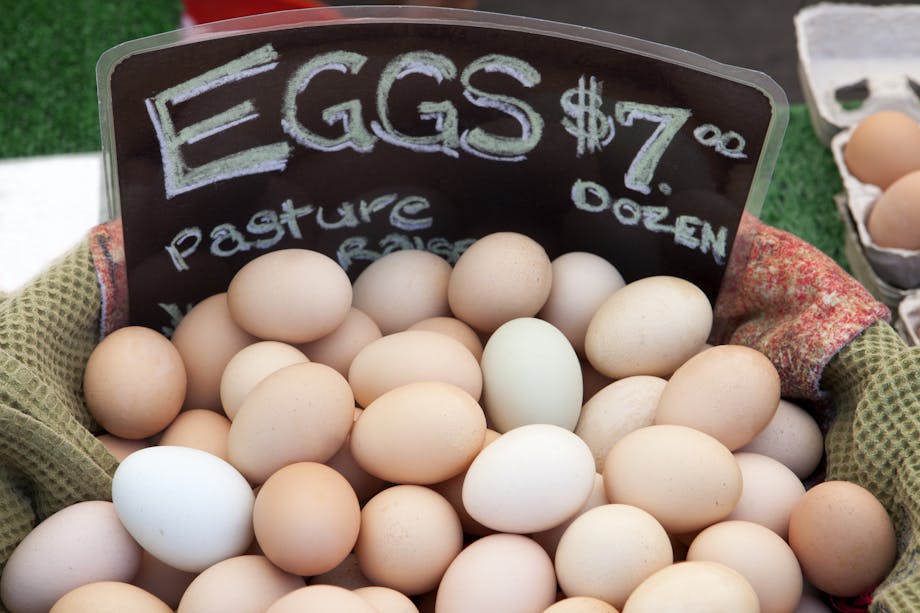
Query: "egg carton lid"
830 130 920 291
795 2 920 146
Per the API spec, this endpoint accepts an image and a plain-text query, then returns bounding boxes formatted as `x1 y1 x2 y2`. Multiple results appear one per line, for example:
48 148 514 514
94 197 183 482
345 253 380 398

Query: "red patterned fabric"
87 220 128 339
712 214 890 401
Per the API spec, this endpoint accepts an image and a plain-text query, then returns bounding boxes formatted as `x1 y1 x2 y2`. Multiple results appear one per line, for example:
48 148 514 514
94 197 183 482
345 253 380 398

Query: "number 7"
614 102 691 195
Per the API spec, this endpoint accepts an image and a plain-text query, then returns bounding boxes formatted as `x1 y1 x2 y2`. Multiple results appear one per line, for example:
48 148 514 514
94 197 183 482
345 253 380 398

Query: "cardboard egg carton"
796 3 920 324
796 3 920 146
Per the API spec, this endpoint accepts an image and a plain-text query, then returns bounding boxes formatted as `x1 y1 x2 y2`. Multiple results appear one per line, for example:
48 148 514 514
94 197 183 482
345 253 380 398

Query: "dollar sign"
561 75 615 157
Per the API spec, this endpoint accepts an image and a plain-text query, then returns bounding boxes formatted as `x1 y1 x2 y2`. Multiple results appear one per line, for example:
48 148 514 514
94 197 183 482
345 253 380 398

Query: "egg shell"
788 480 896 597
227 361 355 484
867 169 920 250
350 381 487 484
83 325 186 439
355 485 463 595
543 597 621 613
575 376 666 473
555 504 673 609
176 555 305 613
481 317 583 432
352 249 453 334
622 561 759 613
252 462 361 577
795 592 833 613
687 520 803 613
348 329 482 407
296 307 382 377
353 586 420 613
603 425 742 534
530 473 608 559
112 446 254 573
842 110 920 190
130 551 196 609
538 251 625 357
158 409 231 462
436 533 557 613
654 344 781 450
0 501 143 613
49 582 171 612
580 360 613 402
585 276 712 379
265 585 378 613
725 452 806 539
219 341 309 420
407 316 484 361
447 231 553 333
171 293 259 411
462 423 596 533
226 248 353 343
738 398 824 480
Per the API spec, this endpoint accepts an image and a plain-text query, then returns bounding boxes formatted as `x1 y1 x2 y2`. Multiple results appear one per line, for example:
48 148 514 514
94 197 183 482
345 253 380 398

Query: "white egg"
462 424 595 533
112 445 255 572
481 317 582 432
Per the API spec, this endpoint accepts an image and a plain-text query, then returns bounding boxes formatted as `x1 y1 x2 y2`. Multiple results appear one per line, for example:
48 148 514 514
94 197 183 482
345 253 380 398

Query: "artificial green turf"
0 1 846 269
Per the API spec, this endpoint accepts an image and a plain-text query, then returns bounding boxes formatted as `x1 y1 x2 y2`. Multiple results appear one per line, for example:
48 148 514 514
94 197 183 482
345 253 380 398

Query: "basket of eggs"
1 6 918 613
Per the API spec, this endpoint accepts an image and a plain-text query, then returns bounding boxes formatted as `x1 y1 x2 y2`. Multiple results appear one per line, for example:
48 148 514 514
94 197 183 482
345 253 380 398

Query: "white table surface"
0 152 105 293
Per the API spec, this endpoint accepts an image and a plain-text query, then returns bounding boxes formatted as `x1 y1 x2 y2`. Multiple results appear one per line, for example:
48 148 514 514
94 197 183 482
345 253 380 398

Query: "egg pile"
0 232 897 613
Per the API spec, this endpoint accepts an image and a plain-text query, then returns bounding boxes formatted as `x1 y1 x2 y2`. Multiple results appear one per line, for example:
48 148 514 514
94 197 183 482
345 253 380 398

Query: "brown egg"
843 110 920 189
353 586 421 613
544 597 620 613
738 399 824 480
0 501 143 613
604 425 742 534
50 582 171 612
226 248 352 343
266 585 378 613
585 276 712 379
228 362 354 484
355 485 463 595
97 434 149 462
253 462 361 577
538 251 625 357
530 473 608 559
654 345 781 450
687 520 802 613
408 316 484 361
297 307 382 377
788 480 896 597
177 555 305 612
622 561 759 612
219 341 309 420
725 452 805 539
158 409 231 462
447 231 553 333
348 330 482 407
352 249 453 334
350 381 487 484
554 504 672 609
435 533 557 613
83 326 186 439
866 169 920 250
171 293 258 411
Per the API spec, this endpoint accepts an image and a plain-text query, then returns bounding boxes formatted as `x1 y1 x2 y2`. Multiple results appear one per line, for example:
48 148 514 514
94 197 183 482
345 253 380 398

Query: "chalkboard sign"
97 6 787 334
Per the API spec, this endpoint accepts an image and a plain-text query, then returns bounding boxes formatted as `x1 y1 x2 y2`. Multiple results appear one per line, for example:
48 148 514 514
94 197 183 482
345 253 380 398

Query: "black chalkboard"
98 6 787 334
